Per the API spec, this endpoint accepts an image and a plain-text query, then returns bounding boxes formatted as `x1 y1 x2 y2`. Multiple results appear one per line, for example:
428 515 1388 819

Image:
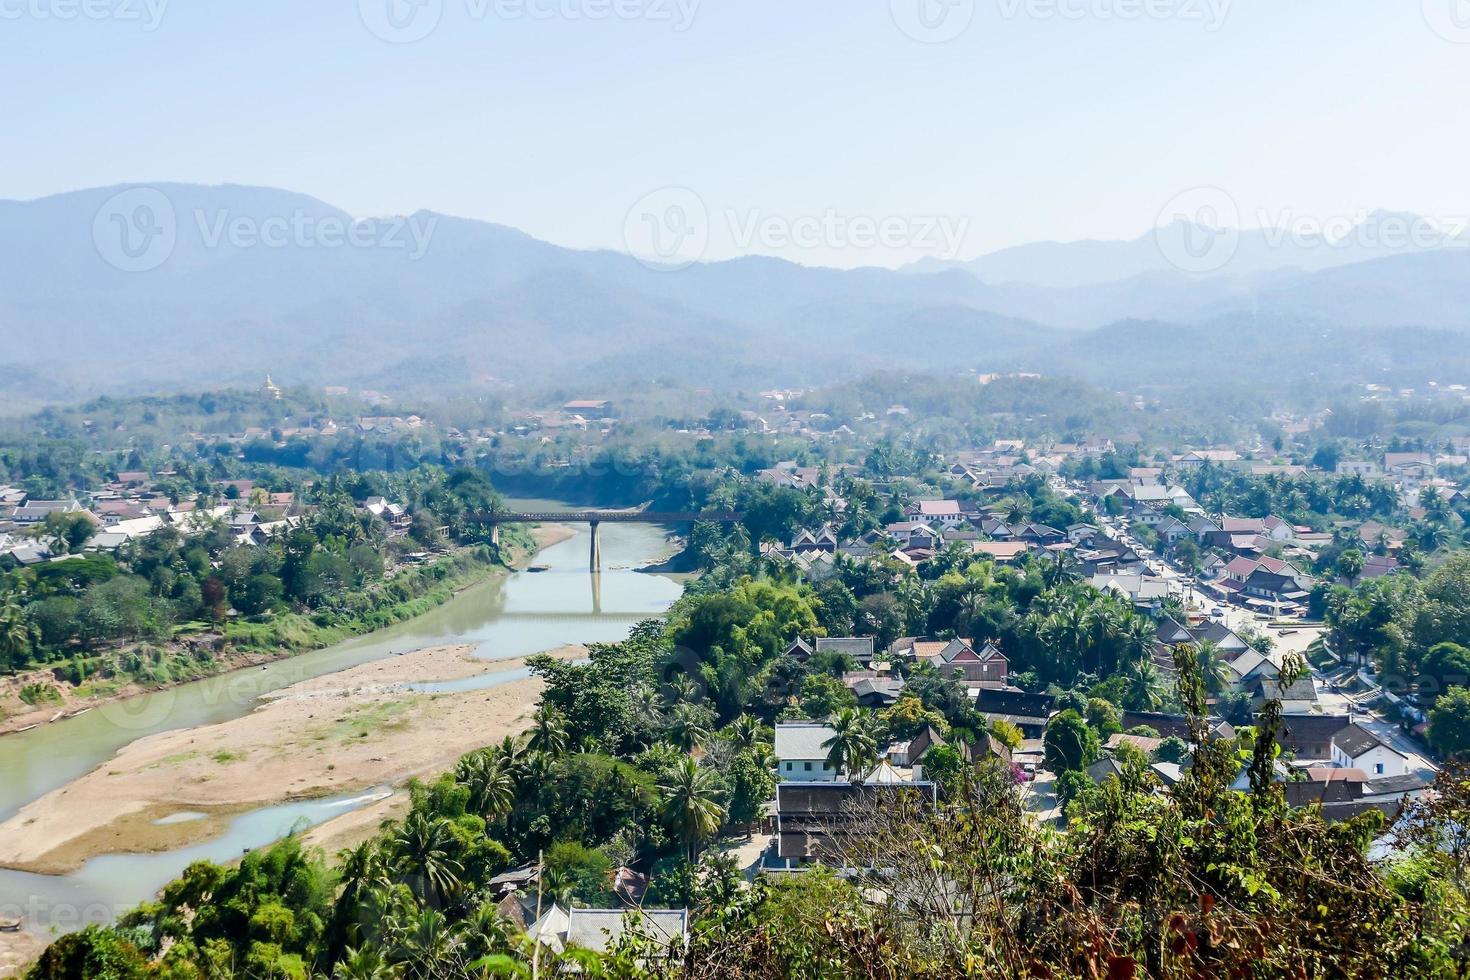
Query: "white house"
774 722 839 781
1331 724 1410 778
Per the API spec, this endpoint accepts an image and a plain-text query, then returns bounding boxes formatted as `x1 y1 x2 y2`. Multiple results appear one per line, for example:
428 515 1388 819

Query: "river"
0 515 682 938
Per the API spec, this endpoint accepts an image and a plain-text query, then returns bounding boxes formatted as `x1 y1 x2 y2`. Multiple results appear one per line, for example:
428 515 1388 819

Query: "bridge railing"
475 511 744 524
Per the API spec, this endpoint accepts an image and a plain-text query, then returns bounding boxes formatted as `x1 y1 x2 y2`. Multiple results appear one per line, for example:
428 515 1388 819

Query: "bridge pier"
589 520 602 573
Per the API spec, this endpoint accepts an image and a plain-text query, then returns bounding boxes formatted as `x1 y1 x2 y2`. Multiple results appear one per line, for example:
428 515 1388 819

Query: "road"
1080 491 1440 777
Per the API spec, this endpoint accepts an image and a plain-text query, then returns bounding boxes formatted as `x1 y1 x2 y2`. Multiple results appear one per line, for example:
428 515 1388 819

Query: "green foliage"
1043 709 1100 773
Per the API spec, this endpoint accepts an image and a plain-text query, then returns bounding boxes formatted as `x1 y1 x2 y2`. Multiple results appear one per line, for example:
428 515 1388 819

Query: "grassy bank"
0 527 544 733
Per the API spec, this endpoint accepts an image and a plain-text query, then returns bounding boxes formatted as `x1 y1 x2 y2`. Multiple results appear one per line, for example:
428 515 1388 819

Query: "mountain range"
1 183 1468 404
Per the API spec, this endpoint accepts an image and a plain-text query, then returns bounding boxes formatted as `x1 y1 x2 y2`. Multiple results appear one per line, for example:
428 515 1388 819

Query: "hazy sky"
5 0 1470 268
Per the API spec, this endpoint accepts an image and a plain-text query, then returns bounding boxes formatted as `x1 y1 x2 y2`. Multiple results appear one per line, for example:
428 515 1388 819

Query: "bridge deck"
482 511 742 524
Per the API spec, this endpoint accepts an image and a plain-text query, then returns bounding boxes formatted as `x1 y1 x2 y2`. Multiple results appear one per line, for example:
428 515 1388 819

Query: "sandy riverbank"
0 641 585 875
0 929 43 980
0 524 578 739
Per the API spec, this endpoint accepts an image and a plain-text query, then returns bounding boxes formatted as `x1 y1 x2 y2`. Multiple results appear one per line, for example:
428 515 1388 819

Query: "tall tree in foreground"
658 756 725 863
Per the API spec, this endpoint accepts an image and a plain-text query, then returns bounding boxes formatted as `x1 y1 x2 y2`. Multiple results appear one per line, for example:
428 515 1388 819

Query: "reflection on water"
0 512 681 937
0 517 679 823
0 792 389 936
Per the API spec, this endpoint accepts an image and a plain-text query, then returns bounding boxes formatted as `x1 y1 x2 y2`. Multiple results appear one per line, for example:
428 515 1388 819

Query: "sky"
4 0 1470 268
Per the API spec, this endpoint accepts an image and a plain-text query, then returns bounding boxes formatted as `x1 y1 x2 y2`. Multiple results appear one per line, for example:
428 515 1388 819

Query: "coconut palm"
0 597 33 671
666 703 714 753
389 906 457 979
728 714 768 752
658 756 726 863
334 945 400 980
527 705 569 757
1193 640 1232 696
822 708 879 781
391 813 463 907
455 752 515 823
1123 656 1166 712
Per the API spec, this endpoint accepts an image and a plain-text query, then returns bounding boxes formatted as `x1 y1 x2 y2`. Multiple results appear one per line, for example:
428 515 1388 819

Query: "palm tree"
334 945 400 980
0 596 33 672
391 813 463 908
389 906 457 979
1123 656 1166 712
455 752 515 823
658 756 725 863
666 703 713 753
540 867 577 908
527 706 569 757
1193 640 1232 697
728 714 768 752
822 708 879 781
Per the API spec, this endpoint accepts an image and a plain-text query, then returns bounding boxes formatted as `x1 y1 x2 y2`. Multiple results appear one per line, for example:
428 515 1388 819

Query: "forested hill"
3 184 1470 403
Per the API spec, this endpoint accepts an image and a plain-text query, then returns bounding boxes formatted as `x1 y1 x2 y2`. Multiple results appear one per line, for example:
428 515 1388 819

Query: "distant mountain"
0 183 1468 403
916 211 1466 290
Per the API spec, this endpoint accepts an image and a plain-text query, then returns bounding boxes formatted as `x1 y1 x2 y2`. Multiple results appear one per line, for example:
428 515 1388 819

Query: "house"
528 905 686 956
815 636 876 666
790 526 838 554
886 521 942 550
848 676 905 709
1276 715 1352 761
1249 673 1319 713
905 500 965 527
562 399 615 417
774 722 839 781
363 497 410 527
774 781 937 866
1121 710 1235 742
975 689 1055 738
1090 573 1170 611
970 541 1030 563
1331 724 1410 778
784 638 814 662
9 499 87 525
912 638 1009 688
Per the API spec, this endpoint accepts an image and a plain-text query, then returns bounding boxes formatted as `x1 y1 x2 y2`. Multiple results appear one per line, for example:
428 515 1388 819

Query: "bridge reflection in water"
483 509 743 572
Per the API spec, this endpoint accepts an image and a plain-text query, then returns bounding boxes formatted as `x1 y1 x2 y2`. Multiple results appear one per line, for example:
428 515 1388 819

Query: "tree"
1122 656 1166 712
658 757 725 863
1429 688 1470 760
1043 710 1099 773
391 813 463 907
1337 549 1366 586
822 708 879 780
527 705 569 758
666 703 715 753
725 751 776 838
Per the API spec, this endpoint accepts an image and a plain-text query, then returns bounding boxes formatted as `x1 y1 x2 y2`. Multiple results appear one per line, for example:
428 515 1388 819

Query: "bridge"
478 509 744 572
